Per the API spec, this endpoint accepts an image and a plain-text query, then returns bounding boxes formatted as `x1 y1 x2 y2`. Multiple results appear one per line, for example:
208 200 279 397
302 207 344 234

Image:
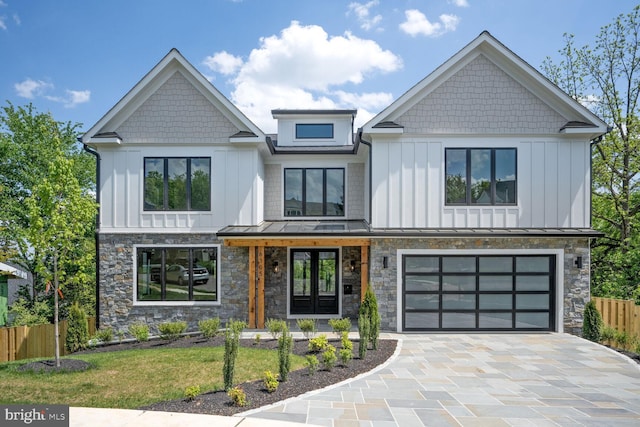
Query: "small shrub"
601 325 616 342
358 311 370 359
278 323 293 381
223 319 244 391
184 385 201 401
198 317 221 338
582 300 603 342
339 348 353 366
341 331 353 351
158 321 187 340
305 354 319 375
614 329 630 348
266 318 287 339
322 345 337 371
94 327 114 343
308 334 330 353
296 318 317 339
254 333 262 345
128 322 149 342
362 287 381 350
328 318 352 336
66 302 89 353
228 386 247 407
263 370 279 393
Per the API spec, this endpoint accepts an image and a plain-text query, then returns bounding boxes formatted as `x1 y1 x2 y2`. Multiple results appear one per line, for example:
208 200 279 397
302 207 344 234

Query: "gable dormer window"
295 123 334 139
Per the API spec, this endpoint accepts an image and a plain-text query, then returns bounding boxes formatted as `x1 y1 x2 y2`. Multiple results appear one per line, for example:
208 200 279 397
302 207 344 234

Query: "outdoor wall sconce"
273 261 279 273
575 256 583 269
382 256 388 269
350 260 356 272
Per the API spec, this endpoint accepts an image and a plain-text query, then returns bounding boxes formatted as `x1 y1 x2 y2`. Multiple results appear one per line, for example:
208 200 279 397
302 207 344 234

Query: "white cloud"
204 21 402 132
13 13 19 25
203 51 243 75
347 1 382 31
15 78 89 107
65 90 91 107
0 16 6 30
14 78 53 98
449 0 469 7
0 1 7 6
400 9 460 37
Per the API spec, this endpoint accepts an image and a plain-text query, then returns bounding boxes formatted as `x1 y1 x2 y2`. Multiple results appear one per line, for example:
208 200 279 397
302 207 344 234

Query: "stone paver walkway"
240 333 640 426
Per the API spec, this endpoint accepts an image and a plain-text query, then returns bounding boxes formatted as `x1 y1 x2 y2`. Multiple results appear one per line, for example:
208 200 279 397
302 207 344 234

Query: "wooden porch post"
360 245 369 301
248 246 256 328
257 246 265 328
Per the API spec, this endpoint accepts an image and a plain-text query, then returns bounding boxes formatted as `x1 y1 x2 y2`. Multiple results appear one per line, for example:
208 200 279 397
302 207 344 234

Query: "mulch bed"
22 334 397 417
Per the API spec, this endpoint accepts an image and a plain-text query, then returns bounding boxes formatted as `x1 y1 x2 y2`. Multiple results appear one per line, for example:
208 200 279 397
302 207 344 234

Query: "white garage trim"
396 248 564 333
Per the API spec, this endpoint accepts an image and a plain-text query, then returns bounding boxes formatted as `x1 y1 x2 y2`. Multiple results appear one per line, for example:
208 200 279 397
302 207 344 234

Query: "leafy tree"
25 150 97 367
542 6 640 302
0 103 96 317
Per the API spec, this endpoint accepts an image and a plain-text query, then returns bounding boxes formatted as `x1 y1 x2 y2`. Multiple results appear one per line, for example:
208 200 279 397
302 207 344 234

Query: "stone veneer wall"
368 237 590 335
99 233 249 335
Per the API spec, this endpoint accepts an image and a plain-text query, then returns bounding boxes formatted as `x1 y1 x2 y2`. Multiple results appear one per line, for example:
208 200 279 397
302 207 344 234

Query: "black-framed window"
284 168 344 216
136 247 218 302
445 148 516 205
144 157 210 211
295 123 334 139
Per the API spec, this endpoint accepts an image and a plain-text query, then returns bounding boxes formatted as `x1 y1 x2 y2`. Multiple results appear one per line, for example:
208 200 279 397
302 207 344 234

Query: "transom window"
445 148 516 205
144 157 210 211
295 123 334 139
136 247 218 302
284 168 344 216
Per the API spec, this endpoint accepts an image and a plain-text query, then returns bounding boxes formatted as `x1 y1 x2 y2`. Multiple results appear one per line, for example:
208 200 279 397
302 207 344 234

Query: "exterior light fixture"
273 261 279 273
574 256 583 269
350 260 356 272
382 256 388 269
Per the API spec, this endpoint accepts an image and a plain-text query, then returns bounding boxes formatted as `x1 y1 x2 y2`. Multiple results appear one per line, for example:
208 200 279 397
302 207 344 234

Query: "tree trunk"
54 254 60 368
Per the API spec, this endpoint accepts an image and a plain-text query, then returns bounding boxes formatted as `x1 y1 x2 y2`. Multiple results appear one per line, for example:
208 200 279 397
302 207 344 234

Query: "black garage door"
402 255 555 331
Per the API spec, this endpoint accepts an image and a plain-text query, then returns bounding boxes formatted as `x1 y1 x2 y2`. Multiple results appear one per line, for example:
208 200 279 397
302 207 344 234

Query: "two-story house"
82 32 607 336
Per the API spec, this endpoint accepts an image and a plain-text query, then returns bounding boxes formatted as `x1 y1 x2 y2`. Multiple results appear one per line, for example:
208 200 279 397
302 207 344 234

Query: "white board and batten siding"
98 146 263 233
371 137 591 229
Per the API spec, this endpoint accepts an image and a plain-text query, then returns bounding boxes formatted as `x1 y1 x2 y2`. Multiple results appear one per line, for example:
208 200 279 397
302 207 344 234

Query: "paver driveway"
242 333 640 426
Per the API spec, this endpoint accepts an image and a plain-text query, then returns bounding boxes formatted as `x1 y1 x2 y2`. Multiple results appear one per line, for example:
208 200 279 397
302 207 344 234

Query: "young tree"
25 151 97 367
542 6 640 302
0 103 96 317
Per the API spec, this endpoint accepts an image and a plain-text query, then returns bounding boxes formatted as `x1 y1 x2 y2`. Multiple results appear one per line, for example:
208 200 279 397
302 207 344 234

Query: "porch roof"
217 222 603 239
218 220 371 237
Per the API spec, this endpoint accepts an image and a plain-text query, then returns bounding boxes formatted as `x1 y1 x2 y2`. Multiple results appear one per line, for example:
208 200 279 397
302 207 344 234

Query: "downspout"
357 128 373 229
81 139 101 329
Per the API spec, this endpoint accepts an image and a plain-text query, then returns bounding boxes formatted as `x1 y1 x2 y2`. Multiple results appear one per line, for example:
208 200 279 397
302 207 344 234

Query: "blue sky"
0 0 636 134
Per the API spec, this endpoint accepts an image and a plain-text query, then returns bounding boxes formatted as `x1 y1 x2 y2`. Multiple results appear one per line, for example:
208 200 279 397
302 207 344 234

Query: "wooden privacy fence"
592 297 640 337
0 317 96 363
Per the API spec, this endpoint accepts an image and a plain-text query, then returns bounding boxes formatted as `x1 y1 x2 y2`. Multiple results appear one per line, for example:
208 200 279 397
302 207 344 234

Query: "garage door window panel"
405 275 439 291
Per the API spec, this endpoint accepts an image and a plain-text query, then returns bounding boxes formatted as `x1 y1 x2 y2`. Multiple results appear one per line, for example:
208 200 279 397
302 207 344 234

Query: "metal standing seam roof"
216 221 604 238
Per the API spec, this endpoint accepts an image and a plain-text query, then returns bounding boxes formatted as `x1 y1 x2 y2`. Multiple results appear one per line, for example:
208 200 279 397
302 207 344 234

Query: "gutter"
81 139 101 329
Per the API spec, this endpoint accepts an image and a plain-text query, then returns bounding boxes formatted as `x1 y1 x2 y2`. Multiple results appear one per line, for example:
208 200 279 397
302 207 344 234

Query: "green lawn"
0 346 305 408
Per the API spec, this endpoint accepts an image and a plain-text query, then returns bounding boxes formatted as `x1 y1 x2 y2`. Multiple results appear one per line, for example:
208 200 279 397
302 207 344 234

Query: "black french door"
290 249 339 315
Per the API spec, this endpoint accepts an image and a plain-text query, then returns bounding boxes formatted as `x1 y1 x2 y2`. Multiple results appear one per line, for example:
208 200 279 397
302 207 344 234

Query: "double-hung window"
284 168 344 216
445 148 517 205
144 157 211 211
